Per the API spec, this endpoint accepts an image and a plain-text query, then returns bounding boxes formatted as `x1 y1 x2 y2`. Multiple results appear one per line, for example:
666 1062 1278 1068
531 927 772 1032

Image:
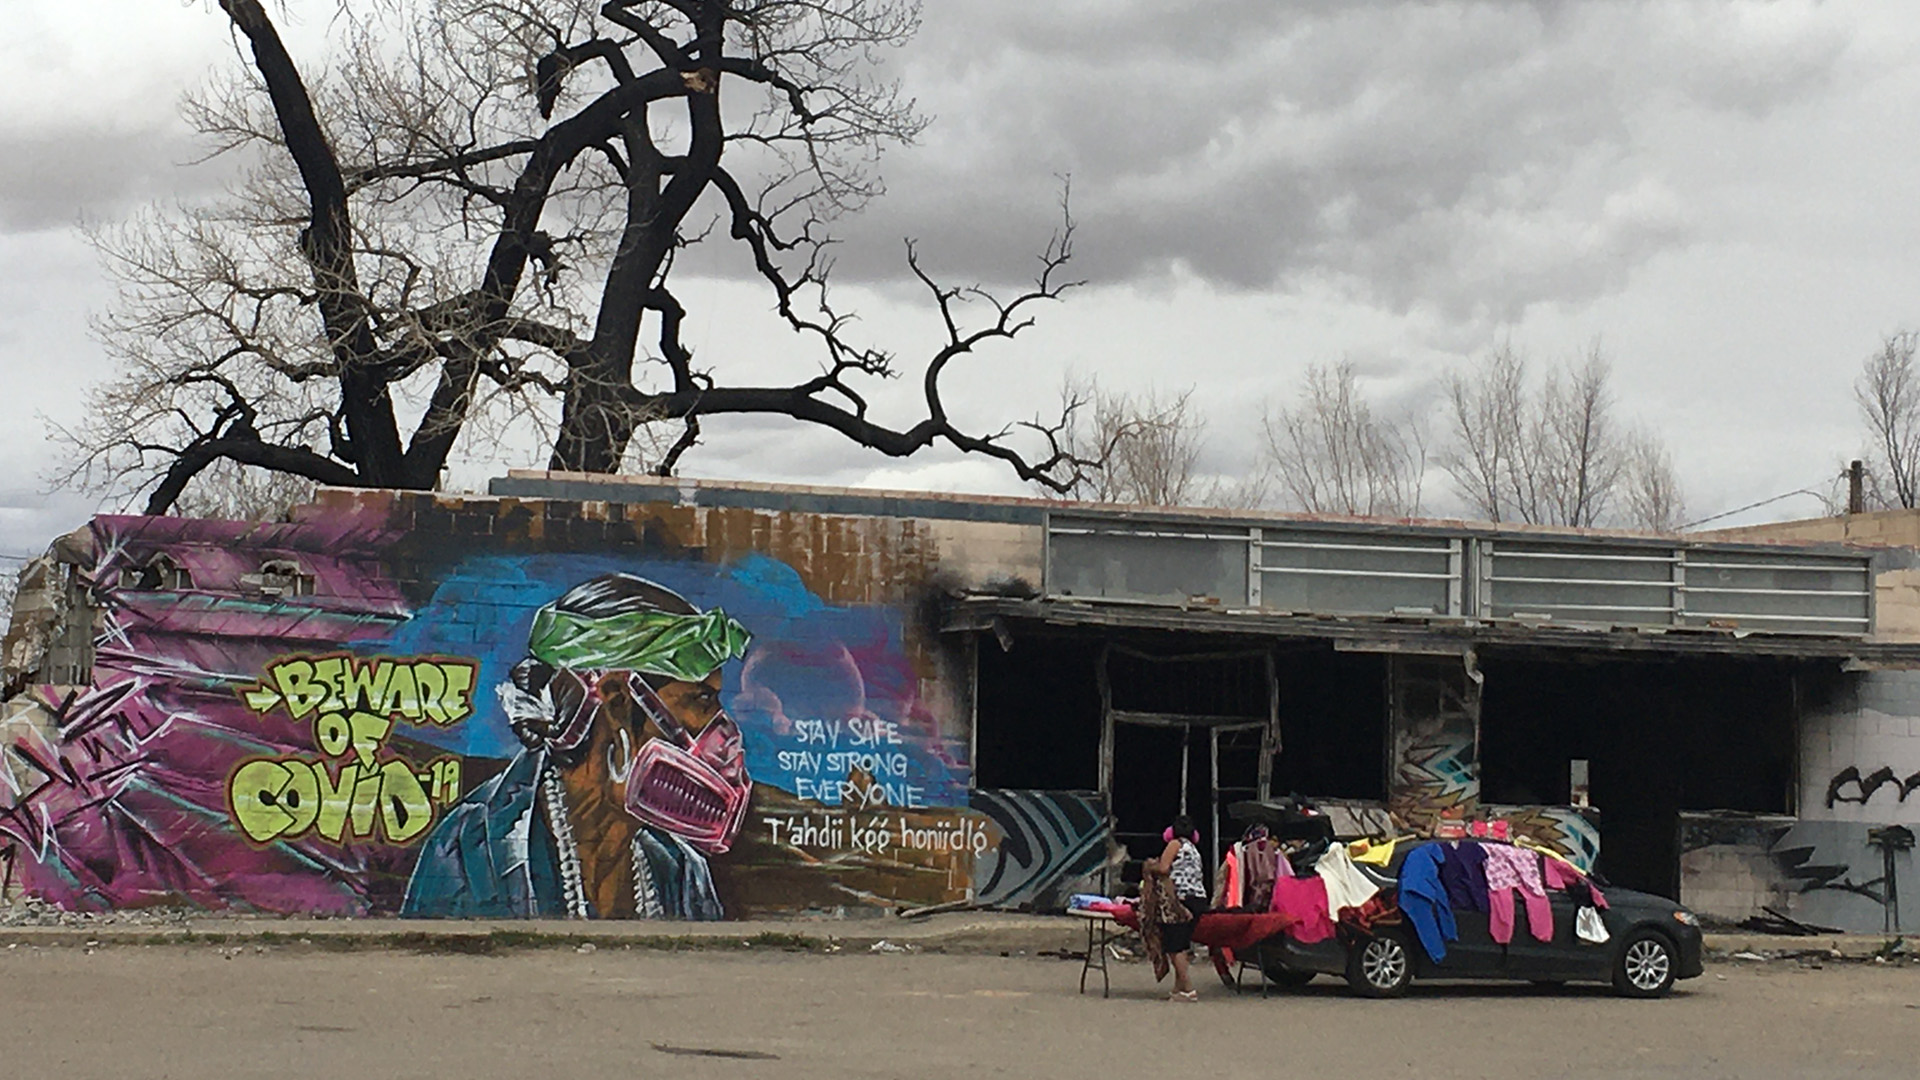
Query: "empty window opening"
120 554 191 592
1478 654 1795 898
973 633 1103 791
1104 646 1274 871
251 559 316 598
1272 646 1388 802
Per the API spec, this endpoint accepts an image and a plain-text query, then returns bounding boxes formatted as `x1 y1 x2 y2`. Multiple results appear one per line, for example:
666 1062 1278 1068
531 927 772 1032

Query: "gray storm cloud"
806 1 1854 319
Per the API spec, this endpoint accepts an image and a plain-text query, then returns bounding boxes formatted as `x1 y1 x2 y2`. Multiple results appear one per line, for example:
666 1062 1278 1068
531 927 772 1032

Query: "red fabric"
1337 894 1401 933
1269 872 1336 943
1112 909 1298 952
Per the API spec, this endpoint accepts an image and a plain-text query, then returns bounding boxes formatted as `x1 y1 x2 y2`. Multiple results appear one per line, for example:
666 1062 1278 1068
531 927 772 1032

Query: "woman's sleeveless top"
1170 839 1207 900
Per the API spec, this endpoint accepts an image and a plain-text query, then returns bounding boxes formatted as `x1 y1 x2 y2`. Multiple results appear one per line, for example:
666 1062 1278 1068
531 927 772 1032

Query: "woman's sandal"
1168 990 1199 1002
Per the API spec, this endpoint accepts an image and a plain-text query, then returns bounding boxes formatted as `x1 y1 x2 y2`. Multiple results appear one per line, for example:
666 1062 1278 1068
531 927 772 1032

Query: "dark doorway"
1272 646 1389 801
1479 654 1796 898
1102 647 1273 876
973 633 1103 790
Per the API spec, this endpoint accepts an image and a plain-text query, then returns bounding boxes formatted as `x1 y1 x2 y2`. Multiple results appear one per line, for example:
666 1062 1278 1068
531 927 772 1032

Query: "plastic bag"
1576 905 1610 944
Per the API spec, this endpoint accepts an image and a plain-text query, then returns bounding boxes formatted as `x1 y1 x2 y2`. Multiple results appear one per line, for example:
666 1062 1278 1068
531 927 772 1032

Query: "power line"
1681 488 1829 531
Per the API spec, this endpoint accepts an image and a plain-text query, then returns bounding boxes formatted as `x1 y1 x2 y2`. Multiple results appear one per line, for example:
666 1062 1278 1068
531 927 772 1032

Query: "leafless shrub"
1856 331 1920 510
1263 361 1424 517
1439 344 1652 528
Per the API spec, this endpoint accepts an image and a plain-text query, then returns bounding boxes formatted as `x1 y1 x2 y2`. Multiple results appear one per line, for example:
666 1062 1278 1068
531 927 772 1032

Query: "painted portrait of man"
402 574 752 919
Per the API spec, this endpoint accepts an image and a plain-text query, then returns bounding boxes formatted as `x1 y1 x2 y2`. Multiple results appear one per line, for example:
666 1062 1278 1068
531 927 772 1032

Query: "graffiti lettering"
1826 764 1920 808
240 655 477 726
793 718 842 747
792 777 926 809
230 756 460 844
225 653 476 847
846 718 903 748
767 813 991 855
782 716 924 808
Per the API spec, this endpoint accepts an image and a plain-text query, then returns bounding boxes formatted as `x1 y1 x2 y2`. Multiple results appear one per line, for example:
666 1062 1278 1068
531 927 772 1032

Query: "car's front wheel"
1612 929 1677 998
1345 930 1414 998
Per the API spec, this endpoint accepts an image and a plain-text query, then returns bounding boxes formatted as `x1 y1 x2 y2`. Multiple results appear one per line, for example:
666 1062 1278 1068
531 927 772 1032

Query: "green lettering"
310 657 347 713
313 761 358 842
340 658 394 714
349 768 384 838
347 711 392 769
413 662 449 724
278 760 320 837
378 761 435 844
268 660 327 720
439 663 476 725
315 713 351 757
229 760 296 842
380 663 420 721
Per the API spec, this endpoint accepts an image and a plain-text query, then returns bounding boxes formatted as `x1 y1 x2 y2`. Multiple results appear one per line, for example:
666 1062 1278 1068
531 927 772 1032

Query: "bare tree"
0 563 16 641
1439 344 1649 528
1620 430 1686 533
59 1 1097 514
1438 345 1529 523
172 459 317 522
1056 380 1207 507
1537 351 1623 528
1856 331 1920 509
1263 361 1424 517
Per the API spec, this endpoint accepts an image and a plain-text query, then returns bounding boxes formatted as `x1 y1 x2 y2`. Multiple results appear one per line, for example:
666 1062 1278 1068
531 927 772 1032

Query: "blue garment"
1439 840 1490 913
1397 843 1458 964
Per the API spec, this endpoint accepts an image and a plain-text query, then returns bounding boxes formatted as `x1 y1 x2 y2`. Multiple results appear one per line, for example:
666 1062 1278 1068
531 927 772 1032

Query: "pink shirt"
1482 843 1546 897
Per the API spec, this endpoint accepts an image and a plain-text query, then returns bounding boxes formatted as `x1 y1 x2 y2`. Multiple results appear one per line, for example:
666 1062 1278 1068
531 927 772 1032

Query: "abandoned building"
1 472 1916 931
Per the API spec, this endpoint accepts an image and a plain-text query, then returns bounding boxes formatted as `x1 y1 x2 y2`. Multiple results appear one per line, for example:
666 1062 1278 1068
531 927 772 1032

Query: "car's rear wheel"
1612 930 1677 998
1345 930 1414 998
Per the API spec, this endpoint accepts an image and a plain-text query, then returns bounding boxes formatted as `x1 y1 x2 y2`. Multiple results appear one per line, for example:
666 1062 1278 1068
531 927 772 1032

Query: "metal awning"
943 595 1920 666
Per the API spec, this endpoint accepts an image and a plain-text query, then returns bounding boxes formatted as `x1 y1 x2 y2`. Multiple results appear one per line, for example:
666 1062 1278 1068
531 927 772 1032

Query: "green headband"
527 605 751 682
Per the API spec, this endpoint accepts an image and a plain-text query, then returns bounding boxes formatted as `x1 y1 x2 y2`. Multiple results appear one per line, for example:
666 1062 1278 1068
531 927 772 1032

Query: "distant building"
0 473 1913 930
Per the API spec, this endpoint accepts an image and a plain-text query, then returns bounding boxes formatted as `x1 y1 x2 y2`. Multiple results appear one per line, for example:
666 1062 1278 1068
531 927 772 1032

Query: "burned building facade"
1 473 1913 930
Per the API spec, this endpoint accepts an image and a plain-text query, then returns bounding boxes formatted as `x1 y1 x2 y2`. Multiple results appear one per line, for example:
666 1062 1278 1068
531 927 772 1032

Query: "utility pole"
1848 460 1865 515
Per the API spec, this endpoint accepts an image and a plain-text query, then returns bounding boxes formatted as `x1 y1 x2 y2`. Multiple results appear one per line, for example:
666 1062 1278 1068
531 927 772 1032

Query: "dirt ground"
3 943 1917 1080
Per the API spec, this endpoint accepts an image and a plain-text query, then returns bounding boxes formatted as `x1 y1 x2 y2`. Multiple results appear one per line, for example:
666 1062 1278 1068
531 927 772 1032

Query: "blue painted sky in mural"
368 552 968 807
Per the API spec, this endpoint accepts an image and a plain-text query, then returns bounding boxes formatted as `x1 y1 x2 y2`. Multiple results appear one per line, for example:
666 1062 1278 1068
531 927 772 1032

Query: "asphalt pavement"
4 936 1918 1080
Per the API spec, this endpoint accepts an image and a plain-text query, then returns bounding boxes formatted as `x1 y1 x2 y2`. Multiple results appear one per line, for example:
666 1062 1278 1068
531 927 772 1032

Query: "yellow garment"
1348 837 1401 866
1517 836 1580 871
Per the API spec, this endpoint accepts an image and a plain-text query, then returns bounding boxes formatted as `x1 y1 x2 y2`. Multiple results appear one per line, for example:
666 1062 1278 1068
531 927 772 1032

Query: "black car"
1230 803 1704 998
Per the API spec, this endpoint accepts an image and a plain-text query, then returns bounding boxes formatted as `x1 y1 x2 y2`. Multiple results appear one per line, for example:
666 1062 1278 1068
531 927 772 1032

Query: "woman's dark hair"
509 574 698 757
1171 813 1195 838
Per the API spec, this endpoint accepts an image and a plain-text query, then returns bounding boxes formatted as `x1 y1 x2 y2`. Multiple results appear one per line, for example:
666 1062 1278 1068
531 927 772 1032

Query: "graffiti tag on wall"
1826 765 1920 808
227 656 475 845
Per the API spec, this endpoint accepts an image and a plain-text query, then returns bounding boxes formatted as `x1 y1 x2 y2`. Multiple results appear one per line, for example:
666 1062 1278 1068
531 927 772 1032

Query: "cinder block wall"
1801 671 1920 827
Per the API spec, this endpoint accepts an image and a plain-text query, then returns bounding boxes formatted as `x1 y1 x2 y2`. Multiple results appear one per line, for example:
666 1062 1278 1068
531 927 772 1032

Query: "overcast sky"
5 1 1920 562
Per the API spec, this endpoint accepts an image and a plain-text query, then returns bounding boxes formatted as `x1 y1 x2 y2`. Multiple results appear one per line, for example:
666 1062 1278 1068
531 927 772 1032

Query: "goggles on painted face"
620 673 752 854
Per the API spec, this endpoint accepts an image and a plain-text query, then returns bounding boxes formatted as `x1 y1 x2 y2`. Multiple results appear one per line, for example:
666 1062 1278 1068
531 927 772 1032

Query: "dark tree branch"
218 0 405 485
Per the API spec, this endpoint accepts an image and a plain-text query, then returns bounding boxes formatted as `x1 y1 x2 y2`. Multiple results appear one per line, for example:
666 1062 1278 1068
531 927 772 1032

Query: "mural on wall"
1679 813 1916 934
1386 656 1482 835
1483 804 1602 874
968 790 1110 910
0 502 1096 918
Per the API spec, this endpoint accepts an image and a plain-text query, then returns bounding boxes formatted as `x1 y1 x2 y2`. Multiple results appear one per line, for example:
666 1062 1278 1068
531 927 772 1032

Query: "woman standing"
1146 813 1210 1001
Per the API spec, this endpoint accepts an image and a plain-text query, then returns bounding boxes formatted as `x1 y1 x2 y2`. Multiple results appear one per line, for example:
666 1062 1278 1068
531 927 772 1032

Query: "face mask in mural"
403 574 754 921
621 673 751 853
